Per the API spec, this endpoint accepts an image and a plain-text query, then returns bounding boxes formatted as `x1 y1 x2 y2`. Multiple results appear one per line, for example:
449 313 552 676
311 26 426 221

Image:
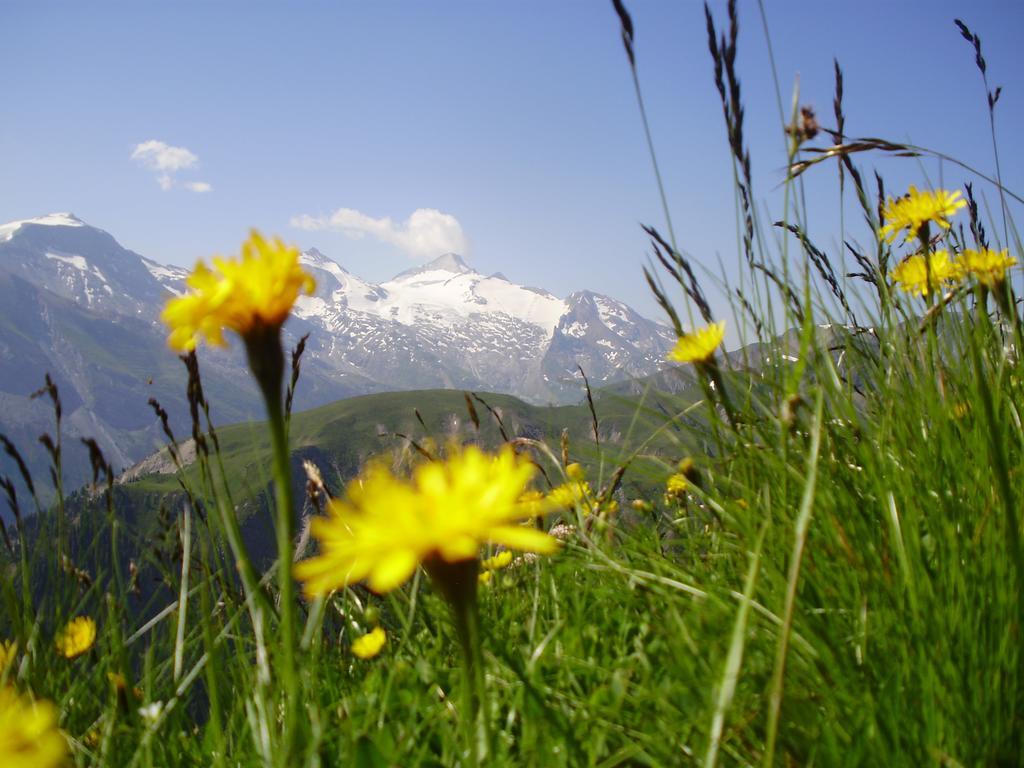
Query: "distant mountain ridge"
0 213 675 502
290 247 674 402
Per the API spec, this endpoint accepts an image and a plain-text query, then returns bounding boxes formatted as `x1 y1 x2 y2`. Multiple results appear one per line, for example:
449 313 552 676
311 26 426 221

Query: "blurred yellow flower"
667 321 726 364
666 474 688 496
890 251 962 296
518 489 547 517
351 626 387 659
960 247 1017 287
630 498 654 514
565 462 585 481
0 687 67 768
878 185 966 243
548 468 619 517
548 476 595 510
295 445 558 595
478 570 493 585
0 641 16 676
162 230 316 351
55 616 96 659
481 550 513 571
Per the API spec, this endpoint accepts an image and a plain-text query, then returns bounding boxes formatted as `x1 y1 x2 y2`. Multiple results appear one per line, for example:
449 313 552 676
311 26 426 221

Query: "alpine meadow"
2 2 1024 766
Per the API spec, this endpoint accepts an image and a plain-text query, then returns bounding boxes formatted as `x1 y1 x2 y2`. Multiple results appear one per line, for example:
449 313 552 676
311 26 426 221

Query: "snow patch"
563 321 587 338
0 213 84 242
360 271 567 336
142 258 188 283
46 252 89 271
594 295 630 329
294 295 330 320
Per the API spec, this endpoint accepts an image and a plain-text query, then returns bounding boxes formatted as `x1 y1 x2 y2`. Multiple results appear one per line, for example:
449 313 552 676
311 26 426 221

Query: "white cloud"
131 139 210 193
290 207 467 259
131 140 198 172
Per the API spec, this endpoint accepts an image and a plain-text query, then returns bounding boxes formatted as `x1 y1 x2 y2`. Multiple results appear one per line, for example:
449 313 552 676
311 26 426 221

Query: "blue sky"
2 1 1022 336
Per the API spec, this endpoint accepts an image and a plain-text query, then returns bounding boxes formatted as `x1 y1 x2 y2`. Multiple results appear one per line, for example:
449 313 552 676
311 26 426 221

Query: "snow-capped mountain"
282 242 675 403
0 213 174 316
0 213 674 501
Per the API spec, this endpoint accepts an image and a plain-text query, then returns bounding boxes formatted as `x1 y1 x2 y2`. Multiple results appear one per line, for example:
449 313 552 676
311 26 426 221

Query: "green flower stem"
244 326 300 764
919 223 934 310
427 557 490 767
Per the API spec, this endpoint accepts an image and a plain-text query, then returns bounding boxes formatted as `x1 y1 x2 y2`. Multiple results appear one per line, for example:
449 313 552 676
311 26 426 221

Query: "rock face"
0 213 674 501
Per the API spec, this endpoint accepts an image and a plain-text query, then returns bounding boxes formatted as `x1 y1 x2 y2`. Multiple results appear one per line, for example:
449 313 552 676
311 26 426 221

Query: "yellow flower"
960 247 1017 287
55 616 96 659
351 626 386 660
295 445 558 595
890 250 962 296
666 474 688 496
478 570 493 585
518 489 547 517
481 550 513 571
878 185 966 244
548 476 595 510
162 230 316 351
548 468 618 517
0 641 16 676
667 321 726 364
0 687 67 768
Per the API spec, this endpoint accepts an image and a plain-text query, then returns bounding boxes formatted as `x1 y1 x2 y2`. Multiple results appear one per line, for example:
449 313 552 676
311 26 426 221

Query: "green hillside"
110 381 705 558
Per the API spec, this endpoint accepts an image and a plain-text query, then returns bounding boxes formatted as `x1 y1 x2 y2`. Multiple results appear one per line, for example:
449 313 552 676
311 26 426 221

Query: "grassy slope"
128 376 705 491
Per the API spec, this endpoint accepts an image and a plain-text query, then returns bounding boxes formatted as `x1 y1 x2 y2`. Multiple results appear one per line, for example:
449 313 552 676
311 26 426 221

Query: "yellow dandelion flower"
295 445 558 596
878 185 966 244
478 570 493 586
55 616 96 659
667 321 726 364
161 230 316 351
960 247 1017 288
890 250 962 296
0 641 16 676
481 550 513 571
666 473 688 496
351 626 387 660
548 477 595 510
0 687 67 768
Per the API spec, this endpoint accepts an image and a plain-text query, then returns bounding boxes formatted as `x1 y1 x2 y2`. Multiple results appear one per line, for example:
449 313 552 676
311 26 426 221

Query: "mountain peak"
299 249 339 270
427 252 471 272
392 252 473 281
27 212 85 227
0 212 87 241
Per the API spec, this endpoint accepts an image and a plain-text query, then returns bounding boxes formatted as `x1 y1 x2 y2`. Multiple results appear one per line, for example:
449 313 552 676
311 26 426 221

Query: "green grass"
2 3 1024 766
